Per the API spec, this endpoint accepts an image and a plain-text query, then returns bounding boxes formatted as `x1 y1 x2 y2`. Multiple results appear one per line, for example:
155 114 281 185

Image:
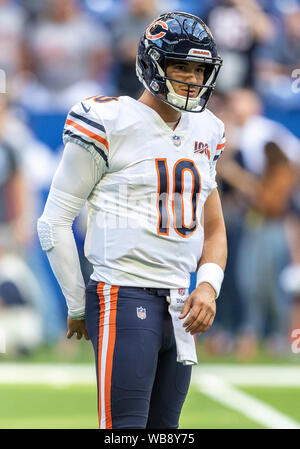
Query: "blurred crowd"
0 0 300 360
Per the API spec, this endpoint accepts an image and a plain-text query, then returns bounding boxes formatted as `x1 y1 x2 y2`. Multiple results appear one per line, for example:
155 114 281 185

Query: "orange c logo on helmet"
146 20 168 40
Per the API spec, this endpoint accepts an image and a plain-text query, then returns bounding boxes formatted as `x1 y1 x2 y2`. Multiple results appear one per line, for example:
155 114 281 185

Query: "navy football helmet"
136 12 222 113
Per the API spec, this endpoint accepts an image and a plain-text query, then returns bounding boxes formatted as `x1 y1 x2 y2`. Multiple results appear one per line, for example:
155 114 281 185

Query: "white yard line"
2 362 300 386
193 370 300 429
0 363 96 386
195 364 300 386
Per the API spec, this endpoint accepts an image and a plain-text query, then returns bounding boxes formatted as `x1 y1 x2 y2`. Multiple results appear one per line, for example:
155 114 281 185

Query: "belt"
142 287 170 297
89 280 171 297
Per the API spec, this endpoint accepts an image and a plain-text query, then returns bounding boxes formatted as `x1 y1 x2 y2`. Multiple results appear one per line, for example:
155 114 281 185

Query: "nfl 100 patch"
136 306 147 320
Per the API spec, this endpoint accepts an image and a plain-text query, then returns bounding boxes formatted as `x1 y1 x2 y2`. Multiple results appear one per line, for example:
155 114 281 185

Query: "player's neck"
138 90 182 124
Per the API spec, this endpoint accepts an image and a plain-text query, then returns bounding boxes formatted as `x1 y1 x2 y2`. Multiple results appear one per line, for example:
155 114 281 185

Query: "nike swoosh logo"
81 102 91 113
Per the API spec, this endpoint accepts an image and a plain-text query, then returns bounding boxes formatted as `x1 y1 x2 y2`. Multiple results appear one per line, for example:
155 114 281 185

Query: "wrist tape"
196 263 224 299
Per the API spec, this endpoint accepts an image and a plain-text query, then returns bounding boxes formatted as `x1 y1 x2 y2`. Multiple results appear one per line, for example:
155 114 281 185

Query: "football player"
37 12 227 429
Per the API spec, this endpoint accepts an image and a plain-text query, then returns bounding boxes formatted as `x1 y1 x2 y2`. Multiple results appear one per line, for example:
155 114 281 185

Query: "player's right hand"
67 316 90 340
179 282 216 335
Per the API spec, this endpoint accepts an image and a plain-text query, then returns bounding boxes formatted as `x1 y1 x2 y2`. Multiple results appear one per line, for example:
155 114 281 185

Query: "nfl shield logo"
172 135 181 147
137 306 146 320
178 288 185 296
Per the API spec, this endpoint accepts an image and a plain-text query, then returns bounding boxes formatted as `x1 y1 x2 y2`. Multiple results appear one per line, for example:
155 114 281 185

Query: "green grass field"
239 386 300 424
1 374 300 429
0 384 98 429
1 341 300 429
180 386 265 429
0 384 262 429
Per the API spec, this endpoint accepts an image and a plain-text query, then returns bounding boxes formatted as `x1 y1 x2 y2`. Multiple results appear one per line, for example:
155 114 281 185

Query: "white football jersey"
63 95 225 288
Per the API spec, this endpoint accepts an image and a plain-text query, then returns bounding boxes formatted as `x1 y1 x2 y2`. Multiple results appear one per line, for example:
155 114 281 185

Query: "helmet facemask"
153 56 222 112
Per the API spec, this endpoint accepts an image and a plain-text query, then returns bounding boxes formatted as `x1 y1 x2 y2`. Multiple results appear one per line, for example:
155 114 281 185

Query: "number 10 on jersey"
155 158 201 238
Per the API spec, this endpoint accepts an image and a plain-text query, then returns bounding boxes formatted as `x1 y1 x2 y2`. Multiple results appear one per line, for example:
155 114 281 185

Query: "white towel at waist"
167 288 198 366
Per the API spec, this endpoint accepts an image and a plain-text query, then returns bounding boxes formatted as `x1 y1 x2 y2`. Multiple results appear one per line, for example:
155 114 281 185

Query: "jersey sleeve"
209 124 226 189
63 99 109 171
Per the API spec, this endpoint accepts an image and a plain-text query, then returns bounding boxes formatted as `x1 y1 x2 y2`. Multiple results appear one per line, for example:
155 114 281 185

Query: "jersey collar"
127 96 190 138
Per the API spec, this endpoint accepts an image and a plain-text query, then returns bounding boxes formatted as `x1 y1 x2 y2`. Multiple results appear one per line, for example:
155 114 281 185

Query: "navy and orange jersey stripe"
96 282 119 429
216 133 226 151
63 102 109 167
213 133 226 162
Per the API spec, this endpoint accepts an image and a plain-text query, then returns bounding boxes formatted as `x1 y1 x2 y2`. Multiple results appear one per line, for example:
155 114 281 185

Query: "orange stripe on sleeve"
216 142 226 151
66 118 109 150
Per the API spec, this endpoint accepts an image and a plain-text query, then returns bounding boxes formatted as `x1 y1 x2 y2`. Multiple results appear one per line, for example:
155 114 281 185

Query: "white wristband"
196 263 224 299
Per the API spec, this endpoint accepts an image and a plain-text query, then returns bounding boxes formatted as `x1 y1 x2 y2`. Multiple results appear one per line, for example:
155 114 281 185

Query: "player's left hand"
179 282 216 335
67 316 90 340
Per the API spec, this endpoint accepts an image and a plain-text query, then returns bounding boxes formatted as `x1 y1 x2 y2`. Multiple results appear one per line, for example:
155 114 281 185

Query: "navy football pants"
85 280 192 429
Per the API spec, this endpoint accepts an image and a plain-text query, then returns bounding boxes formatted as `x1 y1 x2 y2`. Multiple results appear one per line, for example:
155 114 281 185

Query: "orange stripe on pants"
97 282 105 429
104 285 119 429
97 283 119 429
